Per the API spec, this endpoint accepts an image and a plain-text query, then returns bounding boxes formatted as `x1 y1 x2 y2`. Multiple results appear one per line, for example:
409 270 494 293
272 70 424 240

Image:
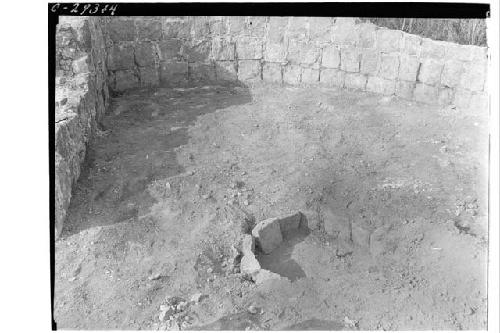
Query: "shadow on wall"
61 64 252 237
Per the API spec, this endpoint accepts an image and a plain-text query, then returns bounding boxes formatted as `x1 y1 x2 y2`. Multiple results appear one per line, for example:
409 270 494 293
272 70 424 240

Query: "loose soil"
55 83 488 330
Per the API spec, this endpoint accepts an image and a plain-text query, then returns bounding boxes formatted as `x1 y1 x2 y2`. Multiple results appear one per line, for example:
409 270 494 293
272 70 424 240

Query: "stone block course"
418 59 444 85
182 41 212 62
340 48 360 72
376 29 403 53
134 42 156 67
331 18 358 46
283 65 302 85
356 23 377 48
378 53 400 80
453 89 472 109
302 68 320 84
420 39 446 59
139 66 159 87
321 45 341 69
163 21 191 39
267 17 288 43
360 50 379 75
236 37 263 59
137 20 162 40
237 60 261 82
288 40 319 65
107 45 135 70
320 68 345 87
215 61 237 81
189 62 216 82
262 62 282 83
107 19 136 42
403 33 422 56
366 76 395 95
344 72 367 90
441 60 464 88
264 42 287 62
395 80 415 100
114 69 139 91
211 38 235 61
459 62 487 92
398 54 419 81
287 17 308 39
159 61 188 85
159 39 182 61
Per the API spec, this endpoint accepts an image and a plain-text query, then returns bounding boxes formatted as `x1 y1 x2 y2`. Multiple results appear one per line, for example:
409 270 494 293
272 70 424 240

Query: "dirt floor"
54 83 489 330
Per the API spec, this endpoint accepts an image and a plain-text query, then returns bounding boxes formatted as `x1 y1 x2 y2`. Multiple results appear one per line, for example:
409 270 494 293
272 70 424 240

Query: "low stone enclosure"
54 16 489 238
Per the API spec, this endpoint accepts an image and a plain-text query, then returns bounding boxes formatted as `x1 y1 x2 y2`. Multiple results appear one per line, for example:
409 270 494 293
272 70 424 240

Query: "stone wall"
55 17 109 237
105 16 488 110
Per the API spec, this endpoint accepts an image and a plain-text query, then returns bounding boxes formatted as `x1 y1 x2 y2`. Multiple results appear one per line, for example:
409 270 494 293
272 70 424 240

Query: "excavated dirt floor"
54 84 488 330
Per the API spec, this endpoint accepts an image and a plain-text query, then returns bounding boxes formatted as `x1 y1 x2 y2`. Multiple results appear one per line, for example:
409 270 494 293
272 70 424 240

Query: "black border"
48 2 490 330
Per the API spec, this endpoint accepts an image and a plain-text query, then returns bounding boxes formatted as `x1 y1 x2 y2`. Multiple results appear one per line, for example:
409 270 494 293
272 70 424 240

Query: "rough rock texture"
55 17 109 238
252 218 283 254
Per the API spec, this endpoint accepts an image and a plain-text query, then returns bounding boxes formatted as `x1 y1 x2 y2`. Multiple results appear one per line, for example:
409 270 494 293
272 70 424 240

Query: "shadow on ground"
62 83 252 237
257 227 310 282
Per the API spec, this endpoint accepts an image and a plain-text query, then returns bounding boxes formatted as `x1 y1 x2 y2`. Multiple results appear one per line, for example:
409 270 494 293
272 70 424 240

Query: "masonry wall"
55 17 109 237
105 16 488 110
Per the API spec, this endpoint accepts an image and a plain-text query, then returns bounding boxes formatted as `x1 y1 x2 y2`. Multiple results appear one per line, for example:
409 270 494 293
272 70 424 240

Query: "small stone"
252 218 283 254
207 267 213 274
68 276 76 282
248 305 259 314
149 272 162 280
243 200 249 206
190 292 204 303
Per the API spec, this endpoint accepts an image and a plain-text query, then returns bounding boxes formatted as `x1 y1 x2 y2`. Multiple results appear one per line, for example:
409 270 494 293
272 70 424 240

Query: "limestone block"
188 62 216 83
344 72 367 90
420 38 446 59
395 80 415 100
309 17 333 41
331 18 358 46
356 22 377 48
267 17 288 43
340 48 360 72
139 66 159 87
301 68 320 84
252 218 283 254
215 61 237 81
418 59 444 85
366 76 396 95
114 70 139 91
287 40 319 65
163 21 191 39
438 87 454 106
135 42 156 67
211 38 235 61
137 19 162 40
403 33 422 56
262 62 282 83
236 37 263 60
107 19 136 42
453 89 472 109
441 60 464 88
277 212 302 233
369 228 386 256
264 42 287 62
378 53 399 80
376 29 403 53
159 39 182 61
245 17 267 38
182 41 211 62
360 50 379 75
414 83 439 104
398 54 419 81
209 19 228 36
237 60 261 82
321 45 341 69
191 17 211 40
287 17 308 39
283 65 302 85
459 62 487 92
444 43 473 62
320 68 345 87
227 16 245 36
107 45 135 70
159 61 188 85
